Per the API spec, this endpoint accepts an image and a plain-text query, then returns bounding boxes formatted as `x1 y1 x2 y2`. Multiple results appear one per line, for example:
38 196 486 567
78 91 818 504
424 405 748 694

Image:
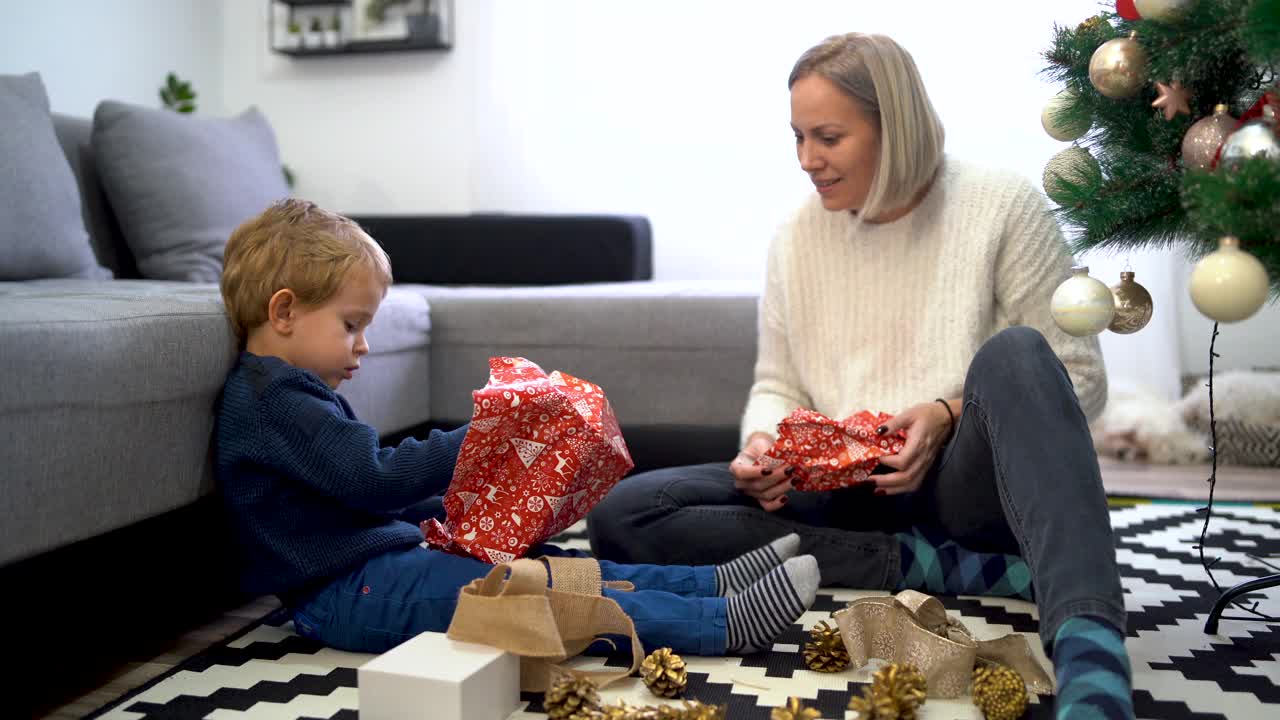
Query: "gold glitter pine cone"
803 620 851 673
972 663 1029 720
848 663 928 720
641 647 689 698
586 700 725 720
771 696 823 720
545 673 602 720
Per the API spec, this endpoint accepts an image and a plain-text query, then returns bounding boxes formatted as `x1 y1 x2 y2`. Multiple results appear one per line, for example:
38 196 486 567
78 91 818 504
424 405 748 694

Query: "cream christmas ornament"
1182 104 1236 170
1134 0 1195 23
1109 271 1154 334
1189 236 1270 323
1042 91 1092 141
1089 32 1148 99
1052 266 1116 337
1043 146 1102 205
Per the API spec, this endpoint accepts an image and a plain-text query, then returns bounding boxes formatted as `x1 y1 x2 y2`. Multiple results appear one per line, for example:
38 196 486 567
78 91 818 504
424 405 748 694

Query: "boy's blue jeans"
290 543 726 656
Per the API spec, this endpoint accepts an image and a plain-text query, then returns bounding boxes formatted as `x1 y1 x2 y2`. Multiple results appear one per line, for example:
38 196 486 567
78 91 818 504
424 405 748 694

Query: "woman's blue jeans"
587 326 1125 648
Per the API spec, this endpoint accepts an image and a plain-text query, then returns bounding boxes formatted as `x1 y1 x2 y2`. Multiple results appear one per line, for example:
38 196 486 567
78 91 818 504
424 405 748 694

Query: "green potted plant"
304 16 324 49
283 19 302 50
324 13 342 48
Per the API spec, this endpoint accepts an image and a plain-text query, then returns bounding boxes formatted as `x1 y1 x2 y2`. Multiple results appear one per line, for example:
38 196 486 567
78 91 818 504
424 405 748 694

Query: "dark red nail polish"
874 489 887 497
779 495 789 505
762 469 772 476
876 426 887 435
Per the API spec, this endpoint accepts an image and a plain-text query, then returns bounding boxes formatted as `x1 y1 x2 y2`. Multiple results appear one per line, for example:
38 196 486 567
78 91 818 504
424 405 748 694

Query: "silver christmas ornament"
1219 105 1280 169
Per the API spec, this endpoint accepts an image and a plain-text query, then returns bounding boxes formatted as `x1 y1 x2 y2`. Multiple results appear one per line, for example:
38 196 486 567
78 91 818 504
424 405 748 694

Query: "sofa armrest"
349 214 653 285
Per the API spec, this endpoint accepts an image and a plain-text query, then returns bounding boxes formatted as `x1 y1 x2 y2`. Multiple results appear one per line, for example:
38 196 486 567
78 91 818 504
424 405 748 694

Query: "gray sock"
714 533 801 597
725 555 819 654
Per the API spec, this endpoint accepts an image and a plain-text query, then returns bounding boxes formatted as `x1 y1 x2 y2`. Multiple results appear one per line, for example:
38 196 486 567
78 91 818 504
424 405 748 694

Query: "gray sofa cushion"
91 101 290 282
0 281 432 565
0 73 110 281
405 281 759 430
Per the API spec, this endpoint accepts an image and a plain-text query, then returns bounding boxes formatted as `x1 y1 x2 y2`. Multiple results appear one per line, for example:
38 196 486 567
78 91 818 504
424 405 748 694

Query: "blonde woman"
590 34 1133 719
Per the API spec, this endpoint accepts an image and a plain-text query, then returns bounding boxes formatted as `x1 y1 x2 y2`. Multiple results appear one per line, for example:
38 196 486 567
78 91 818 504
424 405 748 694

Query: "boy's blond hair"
221 199 392 342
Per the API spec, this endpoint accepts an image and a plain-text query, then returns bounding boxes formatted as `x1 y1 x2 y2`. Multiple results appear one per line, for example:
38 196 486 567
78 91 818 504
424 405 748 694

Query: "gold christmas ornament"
847 663 928 720
1089 32 1149 99
1134 0 1195 23
1109 271 1155 334
771 696 822 720
641 647 688 698
1182 104 1237 170
1219 105 1280 169
1042 146 1102 205
803 621 851 673
1151 80 1193 121
1051 266 1116 337
1188 236 1271 323
971 663 1029 720
1042 90 1092 141
545 673 602 720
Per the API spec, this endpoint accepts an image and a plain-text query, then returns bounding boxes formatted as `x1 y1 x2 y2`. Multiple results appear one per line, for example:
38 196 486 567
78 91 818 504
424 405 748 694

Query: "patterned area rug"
89 501 1280 719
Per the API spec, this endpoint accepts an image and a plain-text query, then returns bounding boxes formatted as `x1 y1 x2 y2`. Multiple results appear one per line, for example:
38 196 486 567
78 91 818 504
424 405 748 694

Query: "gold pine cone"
848 663 928 720
771 696 822 720
585 701 724 720
803 621 851 673
972 663 1029 720
544 673 602 720
641 647 689 698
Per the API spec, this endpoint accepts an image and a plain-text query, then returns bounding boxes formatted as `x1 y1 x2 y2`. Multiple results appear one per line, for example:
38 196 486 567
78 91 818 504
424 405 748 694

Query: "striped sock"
1053 616 1134 720
714 533 801 597
725 555 819 653
895 526 1034 600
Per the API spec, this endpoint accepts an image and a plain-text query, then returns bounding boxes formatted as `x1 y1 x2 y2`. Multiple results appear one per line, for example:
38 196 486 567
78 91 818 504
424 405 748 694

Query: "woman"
589 33 1133 719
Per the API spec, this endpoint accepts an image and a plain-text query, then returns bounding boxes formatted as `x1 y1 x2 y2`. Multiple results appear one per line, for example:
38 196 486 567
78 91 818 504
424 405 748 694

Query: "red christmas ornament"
1116 0 1141 20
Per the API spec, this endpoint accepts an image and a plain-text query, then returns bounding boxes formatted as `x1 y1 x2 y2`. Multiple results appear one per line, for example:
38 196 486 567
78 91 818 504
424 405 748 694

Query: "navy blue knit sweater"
214 352 467 597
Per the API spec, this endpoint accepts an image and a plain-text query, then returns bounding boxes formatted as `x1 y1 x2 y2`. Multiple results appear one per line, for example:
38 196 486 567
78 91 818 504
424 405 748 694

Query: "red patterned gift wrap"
422 357 634 563
762 408 906 491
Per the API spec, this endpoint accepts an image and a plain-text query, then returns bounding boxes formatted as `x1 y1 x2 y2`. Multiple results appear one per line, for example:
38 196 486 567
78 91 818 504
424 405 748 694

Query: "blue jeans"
588 327 1125 648
291 543 725 656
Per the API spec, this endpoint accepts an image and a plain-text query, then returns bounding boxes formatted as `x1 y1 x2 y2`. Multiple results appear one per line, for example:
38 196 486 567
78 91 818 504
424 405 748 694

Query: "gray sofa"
0 113 761 575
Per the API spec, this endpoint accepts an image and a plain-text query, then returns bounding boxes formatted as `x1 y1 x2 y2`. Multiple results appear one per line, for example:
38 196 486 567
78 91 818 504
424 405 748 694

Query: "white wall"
1 0 223 118
219 0 480 213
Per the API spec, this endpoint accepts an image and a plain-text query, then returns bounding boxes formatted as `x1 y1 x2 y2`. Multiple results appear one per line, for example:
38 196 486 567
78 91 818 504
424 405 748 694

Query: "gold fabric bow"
832 590 1054 698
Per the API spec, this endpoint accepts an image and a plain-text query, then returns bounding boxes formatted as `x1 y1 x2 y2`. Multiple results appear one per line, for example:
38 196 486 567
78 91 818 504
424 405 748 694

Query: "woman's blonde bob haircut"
788 33 945 220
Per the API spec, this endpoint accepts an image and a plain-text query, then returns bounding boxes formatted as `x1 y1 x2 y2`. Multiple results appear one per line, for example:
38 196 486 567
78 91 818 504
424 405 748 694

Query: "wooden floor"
43 461 1280 719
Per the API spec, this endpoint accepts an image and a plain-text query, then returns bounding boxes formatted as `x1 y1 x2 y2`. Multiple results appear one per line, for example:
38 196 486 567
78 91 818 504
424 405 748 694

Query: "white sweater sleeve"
740 225 813 446
994 178 1108 422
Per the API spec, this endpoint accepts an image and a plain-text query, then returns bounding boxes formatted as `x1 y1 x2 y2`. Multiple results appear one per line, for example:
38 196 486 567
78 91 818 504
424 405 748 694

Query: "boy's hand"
729 432 793 512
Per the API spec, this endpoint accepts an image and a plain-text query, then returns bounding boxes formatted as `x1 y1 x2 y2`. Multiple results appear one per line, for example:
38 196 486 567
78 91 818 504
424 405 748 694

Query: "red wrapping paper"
422 357 634 563
762 408 906 492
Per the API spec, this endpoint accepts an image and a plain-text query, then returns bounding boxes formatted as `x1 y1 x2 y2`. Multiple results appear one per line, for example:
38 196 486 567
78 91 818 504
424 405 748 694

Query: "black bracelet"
935 398 955 438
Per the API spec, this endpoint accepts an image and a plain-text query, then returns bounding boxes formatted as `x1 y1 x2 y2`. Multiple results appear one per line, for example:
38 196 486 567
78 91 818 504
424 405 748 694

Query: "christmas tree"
1039 0 1280 305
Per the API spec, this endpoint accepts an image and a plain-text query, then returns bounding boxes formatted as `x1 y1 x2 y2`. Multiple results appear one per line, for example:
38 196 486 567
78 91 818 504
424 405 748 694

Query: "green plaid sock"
894 526 1034 600
1052 616 1134 719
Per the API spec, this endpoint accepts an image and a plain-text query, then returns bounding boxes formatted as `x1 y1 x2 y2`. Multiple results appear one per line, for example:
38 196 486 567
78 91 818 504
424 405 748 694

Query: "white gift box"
358 631 521 720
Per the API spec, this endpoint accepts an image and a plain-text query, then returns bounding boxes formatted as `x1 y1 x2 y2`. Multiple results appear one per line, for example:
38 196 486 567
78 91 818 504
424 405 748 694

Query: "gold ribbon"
832 590 1054 698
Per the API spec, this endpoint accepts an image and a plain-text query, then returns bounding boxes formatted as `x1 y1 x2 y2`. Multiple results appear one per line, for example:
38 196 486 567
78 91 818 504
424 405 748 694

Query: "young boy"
214 199 820 656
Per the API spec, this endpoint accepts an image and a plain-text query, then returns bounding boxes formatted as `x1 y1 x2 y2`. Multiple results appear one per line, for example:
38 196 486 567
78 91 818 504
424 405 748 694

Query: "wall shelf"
269 0 453 56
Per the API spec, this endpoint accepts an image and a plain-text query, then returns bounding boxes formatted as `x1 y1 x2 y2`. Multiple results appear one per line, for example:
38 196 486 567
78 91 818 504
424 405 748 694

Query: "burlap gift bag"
446 556 643 692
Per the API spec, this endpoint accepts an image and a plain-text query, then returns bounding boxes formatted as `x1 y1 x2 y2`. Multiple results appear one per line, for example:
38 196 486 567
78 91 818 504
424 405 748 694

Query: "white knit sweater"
740 157 1107 445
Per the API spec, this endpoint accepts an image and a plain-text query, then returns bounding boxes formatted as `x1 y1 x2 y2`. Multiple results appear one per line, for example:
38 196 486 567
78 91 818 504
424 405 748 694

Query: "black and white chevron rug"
88 501 1280 719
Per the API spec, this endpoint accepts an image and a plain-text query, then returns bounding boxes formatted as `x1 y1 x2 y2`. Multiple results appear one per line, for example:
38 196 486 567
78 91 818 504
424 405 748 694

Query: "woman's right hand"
729 432 793 512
